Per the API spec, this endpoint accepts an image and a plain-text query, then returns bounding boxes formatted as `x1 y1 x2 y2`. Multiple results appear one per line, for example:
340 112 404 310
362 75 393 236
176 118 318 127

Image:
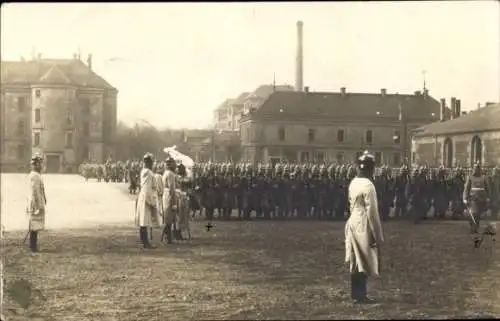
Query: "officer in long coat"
26 155 47 253
134 153 160 249
162 157 177 244
345 151 384 303
463 162 490 234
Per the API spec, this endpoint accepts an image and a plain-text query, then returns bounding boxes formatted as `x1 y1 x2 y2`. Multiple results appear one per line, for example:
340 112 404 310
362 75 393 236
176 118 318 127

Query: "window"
35 90 41 98
66 109 73 126
82 145 89 161
393 130 401 144
16 144 25 159
278 126 285 141
33 132 40 147
83 122 90 136
365 130 373 144
17 97 26 112
392 153 401 166
308 129 315 142
337 129 345 143
80 98 90 115
65 132 73 148
375 152 382 165
316 151 325 163
17 120 25 136
34 109 41 123
300 151 310 162
336 152 344 164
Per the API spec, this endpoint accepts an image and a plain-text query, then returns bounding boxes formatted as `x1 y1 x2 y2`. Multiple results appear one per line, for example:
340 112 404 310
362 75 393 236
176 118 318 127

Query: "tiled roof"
413 103 500 137
244 90 440 122
1 58 115 90
248 84 294 99
37 64 74 85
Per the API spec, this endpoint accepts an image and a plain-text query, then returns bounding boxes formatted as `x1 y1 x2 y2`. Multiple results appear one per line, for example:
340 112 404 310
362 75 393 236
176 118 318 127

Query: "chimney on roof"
450 97 457 119
304 86 309 93
380 88 387 96
295 20 304 92
73 53 78 60
87 53 93 70
340 87 346 96
440 98 446 122
455 99 461 117
414 90 421 96
462 111 467 116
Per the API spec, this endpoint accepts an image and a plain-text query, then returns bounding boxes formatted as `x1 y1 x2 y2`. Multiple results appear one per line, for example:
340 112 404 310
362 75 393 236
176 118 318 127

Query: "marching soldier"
463 162 490 235
345 151 384 303
162 157 177 244
26 155 47 253
134 153 160 249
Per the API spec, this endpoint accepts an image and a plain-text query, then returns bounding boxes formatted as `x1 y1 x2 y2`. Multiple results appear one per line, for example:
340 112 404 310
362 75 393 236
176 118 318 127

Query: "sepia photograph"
1 2 499 320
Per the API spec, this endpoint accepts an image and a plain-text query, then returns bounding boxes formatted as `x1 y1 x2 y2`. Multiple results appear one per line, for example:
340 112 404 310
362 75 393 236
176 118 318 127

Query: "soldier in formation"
79 157 500 223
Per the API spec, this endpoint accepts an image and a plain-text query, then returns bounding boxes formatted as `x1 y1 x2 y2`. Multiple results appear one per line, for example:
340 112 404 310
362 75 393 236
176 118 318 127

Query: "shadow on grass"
3 220 499 319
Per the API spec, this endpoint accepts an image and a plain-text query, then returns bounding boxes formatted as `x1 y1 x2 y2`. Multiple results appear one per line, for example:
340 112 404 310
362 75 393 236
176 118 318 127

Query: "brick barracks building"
411 101 500 167
1 53 117 173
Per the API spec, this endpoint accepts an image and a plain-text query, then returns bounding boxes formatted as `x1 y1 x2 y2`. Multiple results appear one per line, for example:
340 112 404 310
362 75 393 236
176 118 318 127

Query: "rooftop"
413 103 500 137
1 58 115 90
242 90 441 122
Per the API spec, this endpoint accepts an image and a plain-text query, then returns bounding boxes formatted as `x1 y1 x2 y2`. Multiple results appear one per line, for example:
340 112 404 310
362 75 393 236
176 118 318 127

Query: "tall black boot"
162 224 173 244
139 227 147 246
140 227 154 249
350 272 361 300
29 231 38 253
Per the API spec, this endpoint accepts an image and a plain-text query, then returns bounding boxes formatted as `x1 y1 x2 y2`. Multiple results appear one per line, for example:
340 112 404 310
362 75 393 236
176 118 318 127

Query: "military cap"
30 154 43 165
356 150 375 169
165 157 176 167
143 153 154 161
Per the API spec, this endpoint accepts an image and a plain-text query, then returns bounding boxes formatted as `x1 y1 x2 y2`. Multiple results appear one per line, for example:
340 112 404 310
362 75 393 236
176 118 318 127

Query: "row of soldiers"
142 160 500 224
79 158 499 223
78 161 143 193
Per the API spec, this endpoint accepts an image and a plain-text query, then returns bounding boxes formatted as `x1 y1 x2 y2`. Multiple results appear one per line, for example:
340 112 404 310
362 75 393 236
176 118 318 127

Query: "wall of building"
31 86 79 172
1 86 115 172
1 88 32 171
76 90 105 164
240 119 425 165
412 130 500 167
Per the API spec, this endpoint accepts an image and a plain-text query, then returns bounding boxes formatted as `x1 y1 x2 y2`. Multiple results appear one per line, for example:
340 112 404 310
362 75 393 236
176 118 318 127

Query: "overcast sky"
1 2 499 129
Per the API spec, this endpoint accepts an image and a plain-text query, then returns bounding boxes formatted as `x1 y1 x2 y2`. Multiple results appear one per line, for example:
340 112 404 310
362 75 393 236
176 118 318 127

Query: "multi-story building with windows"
239 86 444 166
214 84 294 132
1 54 117 173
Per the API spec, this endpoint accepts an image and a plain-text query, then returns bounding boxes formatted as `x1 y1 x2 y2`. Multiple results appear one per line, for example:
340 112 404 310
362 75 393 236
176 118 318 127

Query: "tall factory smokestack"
295 20 304 92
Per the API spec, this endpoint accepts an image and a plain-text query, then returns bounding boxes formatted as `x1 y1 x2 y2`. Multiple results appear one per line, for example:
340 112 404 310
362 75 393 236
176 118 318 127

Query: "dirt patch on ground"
2 221 499 320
